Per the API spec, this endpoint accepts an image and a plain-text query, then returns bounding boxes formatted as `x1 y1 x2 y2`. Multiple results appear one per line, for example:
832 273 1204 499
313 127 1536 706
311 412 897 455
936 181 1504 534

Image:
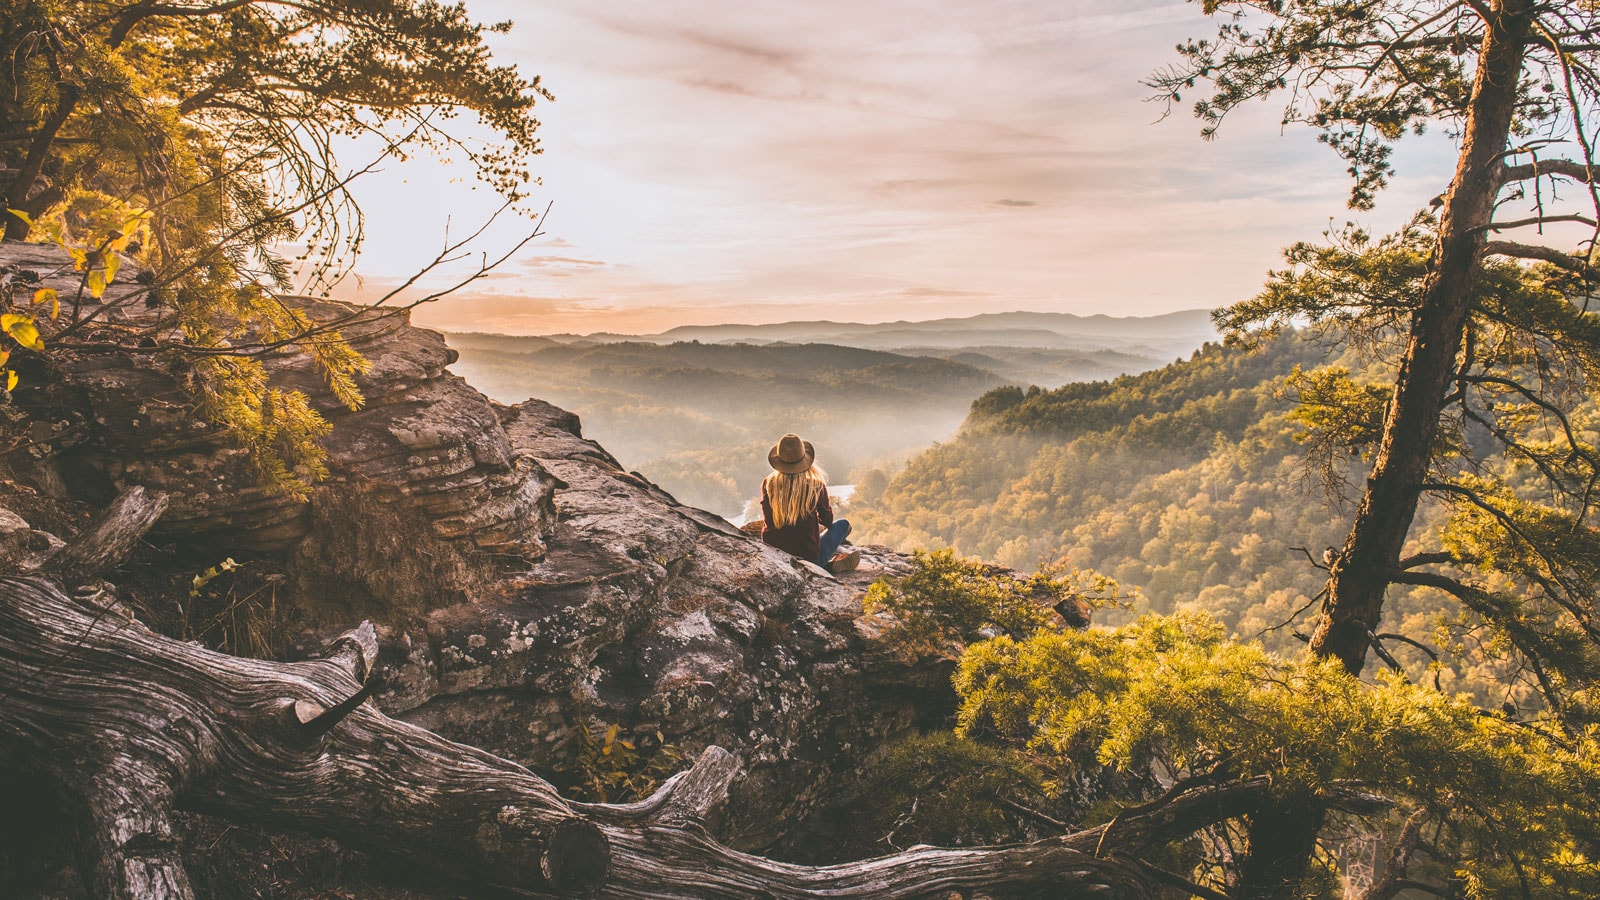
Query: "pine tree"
1148 1 1600 893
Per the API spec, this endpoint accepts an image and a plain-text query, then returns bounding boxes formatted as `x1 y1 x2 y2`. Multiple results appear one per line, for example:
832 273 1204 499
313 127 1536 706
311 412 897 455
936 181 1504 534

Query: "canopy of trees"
860 1 1600 895
0 0 550 493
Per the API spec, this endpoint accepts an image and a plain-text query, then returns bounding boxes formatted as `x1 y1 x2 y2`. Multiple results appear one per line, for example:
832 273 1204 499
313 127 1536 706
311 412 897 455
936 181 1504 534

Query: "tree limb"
1473 213 1599 233
1500 157 1600 185
1480 240 1589 271
1356 807 1430 900
38 486 168 585
1397 551 1455 570
1365 628 1409 673
0 576 1173 899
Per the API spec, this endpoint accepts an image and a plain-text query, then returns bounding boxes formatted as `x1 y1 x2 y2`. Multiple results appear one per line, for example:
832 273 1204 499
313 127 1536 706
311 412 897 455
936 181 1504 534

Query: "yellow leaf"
5 209 30 227
5 370 16 391
103 253 121 286
0 313 23 331
32 288 59 319
9 320 42 351
0 349 8 366
88 269 107 299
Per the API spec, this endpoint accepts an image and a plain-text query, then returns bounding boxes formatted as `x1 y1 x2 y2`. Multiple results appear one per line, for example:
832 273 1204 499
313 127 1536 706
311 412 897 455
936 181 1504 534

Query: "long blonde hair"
764 465 827 528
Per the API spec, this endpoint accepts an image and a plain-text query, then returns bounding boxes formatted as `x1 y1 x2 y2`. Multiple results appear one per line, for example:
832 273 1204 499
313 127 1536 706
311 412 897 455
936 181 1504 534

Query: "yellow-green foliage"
1 0 541 497
954 612 1600 897
862 548 1116 656
801 732 1063 859
185 349 335 501
175 272 370 499
1283 365 1390 452
564 720 684 804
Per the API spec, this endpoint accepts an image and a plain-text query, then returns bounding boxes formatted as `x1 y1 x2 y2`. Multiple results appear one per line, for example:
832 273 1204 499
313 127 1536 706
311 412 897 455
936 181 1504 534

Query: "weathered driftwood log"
0 575 1217 899
36 485 169 584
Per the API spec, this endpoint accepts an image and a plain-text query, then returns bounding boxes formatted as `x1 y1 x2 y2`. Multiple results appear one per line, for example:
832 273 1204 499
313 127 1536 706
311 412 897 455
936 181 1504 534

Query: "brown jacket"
761 484 832 563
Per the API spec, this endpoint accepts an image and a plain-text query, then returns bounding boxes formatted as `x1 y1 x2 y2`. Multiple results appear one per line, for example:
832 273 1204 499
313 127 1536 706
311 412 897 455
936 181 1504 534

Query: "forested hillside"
447 333 1206 517
853 333 1501 695
449 339 1004 515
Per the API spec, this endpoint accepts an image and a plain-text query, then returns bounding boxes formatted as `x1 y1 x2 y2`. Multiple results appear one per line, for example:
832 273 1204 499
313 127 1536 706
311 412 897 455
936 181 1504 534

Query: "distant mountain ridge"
442 309 1220 518
463 308 1217 355
655 309 1213 342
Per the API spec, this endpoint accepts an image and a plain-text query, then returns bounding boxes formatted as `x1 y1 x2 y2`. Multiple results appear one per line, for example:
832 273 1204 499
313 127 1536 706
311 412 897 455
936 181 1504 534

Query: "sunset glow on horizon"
334 0 1458 336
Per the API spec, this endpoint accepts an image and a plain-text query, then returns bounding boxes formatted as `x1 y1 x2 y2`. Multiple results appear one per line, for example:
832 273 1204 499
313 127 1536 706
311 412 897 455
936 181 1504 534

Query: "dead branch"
1479 240 1590 271
0 575 1205 899
37 486 168 584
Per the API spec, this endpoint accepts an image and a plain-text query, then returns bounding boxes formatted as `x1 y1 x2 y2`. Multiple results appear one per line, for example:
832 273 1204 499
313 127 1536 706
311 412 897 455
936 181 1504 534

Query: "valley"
445 309 1216 517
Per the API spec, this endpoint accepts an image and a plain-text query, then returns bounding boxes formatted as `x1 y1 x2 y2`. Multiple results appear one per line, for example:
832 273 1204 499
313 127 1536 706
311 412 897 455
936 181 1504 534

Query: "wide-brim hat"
768 433 815 474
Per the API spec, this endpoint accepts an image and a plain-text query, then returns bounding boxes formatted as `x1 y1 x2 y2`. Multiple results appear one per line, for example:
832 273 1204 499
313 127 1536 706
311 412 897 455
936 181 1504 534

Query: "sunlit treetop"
0 0 551 496
1 0 552 284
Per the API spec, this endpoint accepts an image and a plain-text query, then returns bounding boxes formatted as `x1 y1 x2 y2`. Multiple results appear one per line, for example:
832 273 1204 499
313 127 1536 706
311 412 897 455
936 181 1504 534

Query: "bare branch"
1500 157 1600 185
1132 859 1232 900
1366 627 1409 674
1473 213 1598 233
39 487 169 585
1373 632 1441 666
1357 808 1431 900
1397 551 1455 570
1480 240 1588 271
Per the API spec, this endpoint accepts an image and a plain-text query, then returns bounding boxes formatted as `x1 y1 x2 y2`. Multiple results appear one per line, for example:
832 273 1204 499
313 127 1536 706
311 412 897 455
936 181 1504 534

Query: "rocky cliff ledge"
3 242 558 616
1 242 957 855
384 398 941 848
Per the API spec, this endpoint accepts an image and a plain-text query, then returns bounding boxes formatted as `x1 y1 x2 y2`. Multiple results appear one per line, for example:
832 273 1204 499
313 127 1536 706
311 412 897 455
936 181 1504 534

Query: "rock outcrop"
4 242 558 614
0 241 1062 856
0 242 954 852
376 397 948 849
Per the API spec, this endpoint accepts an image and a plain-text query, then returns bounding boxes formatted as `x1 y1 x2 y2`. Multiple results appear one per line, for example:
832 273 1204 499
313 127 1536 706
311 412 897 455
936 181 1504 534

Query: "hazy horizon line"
433 305 1219 338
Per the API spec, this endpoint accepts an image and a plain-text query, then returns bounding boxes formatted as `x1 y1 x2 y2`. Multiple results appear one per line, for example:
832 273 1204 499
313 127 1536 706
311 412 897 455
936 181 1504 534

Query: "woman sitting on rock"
760 433 860 574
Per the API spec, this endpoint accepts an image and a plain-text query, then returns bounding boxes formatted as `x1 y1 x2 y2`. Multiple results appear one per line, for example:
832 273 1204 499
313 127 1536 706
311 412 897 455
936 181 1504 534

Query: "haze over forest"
447 309 1216 515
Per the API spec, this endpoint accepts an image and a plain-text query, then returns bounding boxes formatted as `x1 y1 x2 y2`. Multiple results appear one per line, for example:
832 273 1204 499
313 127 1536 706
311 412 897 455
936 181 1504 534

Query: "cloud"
573 12 805 69
516 255 609 269
898 287 993 298
342 0 1458 334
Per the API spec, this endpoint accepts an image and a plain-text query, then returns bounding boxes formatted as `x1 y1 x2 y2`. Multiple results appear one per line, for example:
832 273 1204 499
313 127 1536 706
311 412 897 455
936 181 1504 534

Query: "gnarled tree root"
0 576 1189 898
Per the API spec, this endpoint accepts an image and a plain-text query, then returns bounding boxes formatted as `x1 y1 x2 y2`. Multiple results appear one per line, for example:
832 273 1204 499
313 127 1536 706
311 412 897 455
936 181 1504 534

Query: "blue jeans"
818 519 851 567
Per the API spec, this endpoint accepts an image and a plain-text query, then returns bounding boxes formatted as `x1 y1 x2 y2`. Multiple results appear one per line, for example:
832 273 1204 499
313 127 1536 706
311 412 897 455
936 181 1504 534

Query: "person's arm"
761 484 776 531
816 486 833 528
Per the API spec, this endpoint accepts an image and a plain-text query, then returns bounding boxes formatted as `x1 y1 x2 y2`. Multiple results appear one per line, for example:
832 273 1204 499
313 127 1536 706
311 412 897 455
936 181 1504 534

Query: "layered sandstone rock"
2 243 557 614
1 241 1072 856
373 398 951 849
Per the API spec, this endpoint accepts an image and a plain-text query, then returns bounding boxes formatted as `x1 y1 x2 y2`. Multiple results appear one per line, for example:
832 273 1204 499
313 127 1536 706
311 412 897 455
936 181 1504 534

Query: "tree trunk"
2 87 77 243
0 574 1202 899
1312 0 1534 675
1254 3 1537 898
1235 797 1327 900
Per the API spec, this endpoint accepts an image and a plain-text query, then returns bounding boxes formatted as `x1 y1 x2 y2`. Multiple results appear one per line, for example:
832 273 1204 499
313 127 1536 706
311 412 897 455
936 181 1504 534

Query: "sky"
333 0 1460 336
